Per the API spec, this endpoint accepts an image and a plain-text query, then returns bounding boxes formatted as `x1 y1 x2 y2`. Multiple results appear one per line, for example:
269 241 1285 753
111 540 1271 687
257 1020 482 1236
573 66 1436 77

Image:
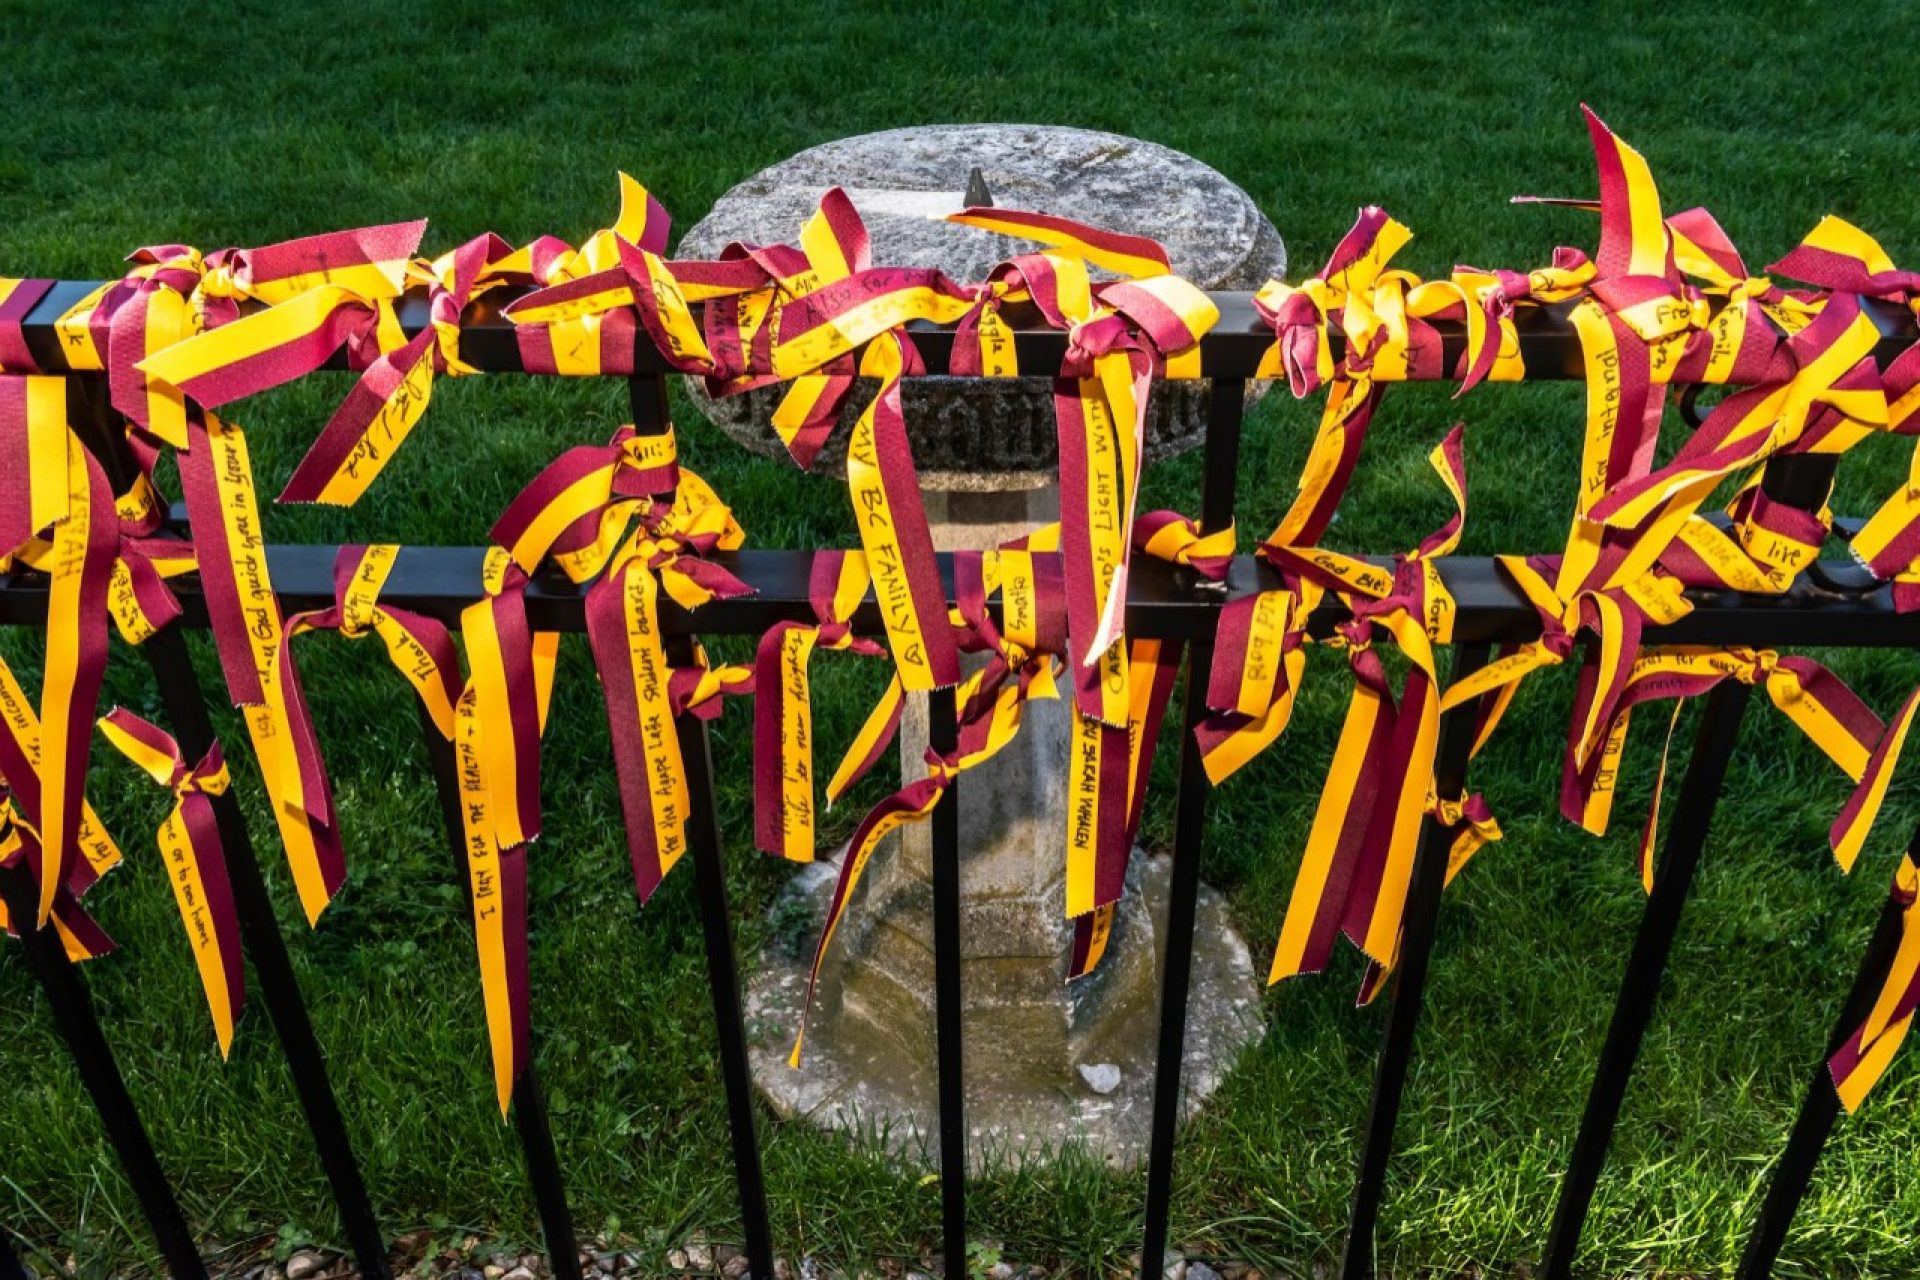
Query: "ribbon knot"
174 750 232 799
1135 511 1235 583
1430 790 1503 890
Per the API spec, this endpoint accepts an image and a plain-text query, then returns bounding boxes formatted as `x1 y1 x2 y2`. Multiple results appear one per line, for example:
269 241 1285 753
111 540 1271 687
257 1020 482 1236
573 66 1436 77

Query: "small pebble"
483 1268 505 1279
667 1250 689 1270
285 1251 326 1280
1188 1265 1222 1280
1077 1062 1122 1095
503 1268 535 1280
722 1258 749 1280
687 1243 715 1271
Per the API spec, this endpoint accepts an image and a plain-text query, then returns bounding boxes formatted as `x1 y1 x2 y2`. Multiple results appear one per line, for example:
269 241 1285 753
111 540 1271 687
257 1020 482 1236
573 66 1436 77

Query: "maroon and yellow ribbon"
1266 427 1467 994
175 409 344 924
0 376 116 926
753 551 886 863
1830 854 1920 1112
97 708 246 1057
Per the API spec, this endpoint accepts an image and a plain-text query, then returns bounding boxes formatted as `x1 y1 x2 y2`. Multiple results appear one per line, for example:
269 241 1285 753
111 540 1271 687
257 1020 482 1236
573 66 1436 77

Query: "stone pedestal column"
684 125 1285 1167
746 483 1260 1168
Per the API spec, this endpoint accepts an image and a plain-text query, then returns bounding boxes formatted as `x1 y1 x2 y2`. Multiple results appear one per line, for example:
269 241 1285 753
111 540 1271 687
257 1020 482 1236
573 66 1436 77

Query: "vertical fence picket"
675 690 778 1280
1337 639 1494 1280
0 862 205 1280
1537 447 1837 1277
65 384 392 1280
1136 640 1217 1280
630 375 776 1280
1736 827 1919 1278
929 685 968 1280
1539 677 1753 1277
1138 376 1244 1277
416 708 583 1280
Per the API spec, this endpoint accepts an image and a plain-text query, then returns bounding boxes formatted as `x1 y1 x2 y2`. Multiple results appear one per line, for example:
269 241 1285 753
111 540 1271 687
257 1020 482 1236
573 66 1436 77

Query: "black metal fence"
2 283 1917 1280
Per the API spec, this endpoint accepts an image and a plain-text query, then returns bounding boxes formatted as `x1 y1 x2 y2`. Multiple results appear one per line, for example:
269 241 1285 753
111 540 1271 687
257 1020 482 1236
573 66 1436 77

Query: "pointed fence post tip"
964 166 993 209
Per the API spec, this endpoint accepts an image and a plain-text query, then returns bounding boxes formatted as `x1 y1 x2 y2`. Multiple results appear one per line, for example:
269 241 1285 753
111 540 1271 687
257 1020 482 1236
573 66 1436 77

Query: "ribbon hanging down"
453 547 552 1113
787 547 1070 1065
753 550 887 864
1832 854 1920 1112
1264 427 1470 999
488 421 751 908
0 652 124 904
97 709 246 1057
175 408 345 925
0 643 123 963
0 376 117 928
455 420 747 1110
283 541 534 1113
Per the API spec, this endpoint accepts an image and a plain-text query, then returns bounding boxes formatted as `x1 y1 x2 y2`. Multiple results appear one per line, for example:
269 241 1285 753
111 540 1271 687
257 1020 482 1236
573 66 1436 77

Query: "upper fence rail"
11 279 1920 382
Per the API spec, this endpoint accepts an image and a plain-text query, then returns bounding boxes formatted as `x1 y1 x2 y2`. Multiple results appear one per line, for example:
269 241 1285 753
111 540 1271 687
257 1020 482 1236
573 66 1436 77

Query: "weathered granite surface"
747 849 1262 1173
677 124 1286 484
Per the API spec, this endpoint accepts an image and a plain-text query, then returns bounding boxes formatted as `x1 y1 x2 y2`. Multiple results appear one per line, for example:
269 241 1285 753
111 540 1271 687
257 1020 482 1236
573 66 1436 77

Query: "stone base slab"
745 850 1262 1172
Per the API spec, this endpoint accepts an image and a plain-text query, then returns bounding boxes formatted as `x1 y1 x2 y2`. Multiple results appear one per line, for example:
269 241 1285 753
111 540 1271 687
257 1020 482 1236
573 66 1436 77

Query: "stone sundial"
678 124 1285 1170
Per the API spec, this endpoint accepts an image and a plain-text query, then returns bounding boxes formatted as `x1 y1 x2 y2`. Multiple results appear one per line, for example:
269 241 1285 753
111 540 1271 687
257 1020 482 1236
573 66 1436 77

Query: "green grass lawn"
5 1 1920 1275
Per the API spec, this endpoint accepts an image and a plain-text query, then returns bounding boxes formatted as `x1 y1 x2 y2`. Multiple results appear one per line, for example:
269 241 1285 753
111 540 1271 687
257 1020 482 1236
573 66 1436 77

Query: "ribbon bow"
284 545 464 740
0 790 117 963
131 222 426 428
1266 427 1467 998
1433 791 1503 888
97 708 246 1057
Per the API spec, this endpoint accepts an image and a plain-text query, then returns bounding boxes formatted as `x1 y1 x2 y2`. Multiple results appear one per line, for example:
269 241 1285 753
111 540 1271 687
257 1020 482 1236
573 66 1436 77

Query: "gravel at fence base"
16 1232 1299 1280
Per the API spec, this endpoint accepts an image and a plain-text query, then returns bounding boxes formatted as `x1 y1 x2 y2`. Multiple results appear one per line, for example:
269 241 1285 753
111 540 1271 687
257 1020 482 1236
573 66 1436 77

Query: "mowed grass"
4 1 1920 1275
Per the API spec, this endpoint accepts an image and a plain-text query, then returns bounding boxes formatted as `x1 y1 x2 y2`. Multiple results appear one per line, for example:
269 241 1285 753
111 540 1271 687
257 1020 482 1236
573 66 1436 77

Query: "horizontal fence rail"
8 280 1920 380
10 544 1920 646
